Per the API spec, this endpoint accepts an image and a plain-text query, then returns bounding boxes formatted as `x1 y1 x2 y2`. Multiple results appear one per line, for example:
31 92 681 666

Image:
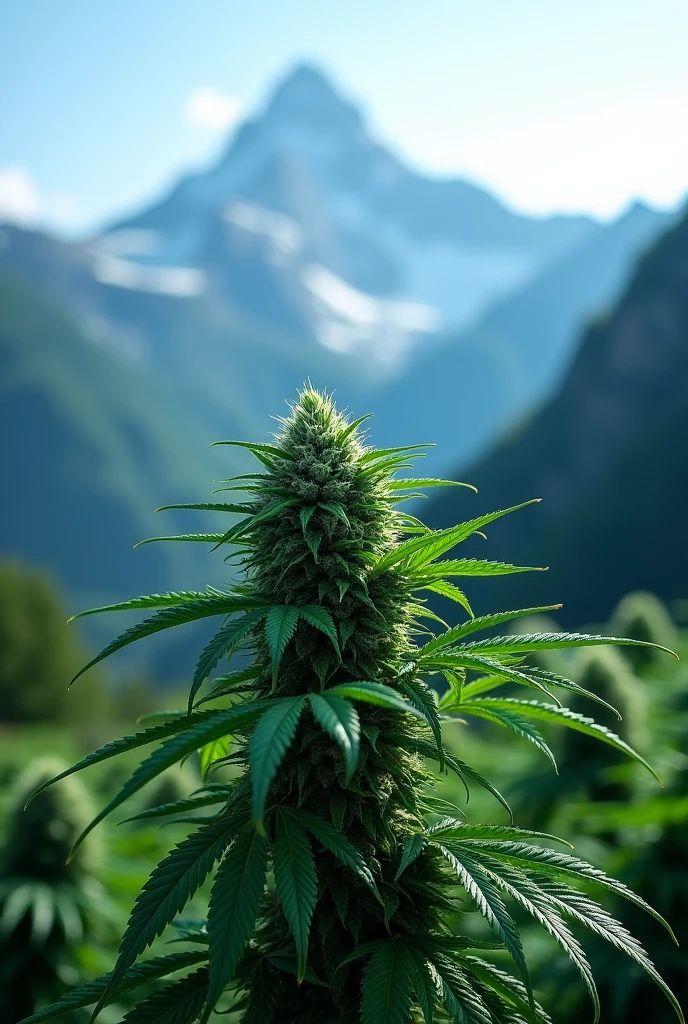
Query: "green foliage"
0 271 218 619
0 759 103 1019
28 389 682 1024
0 561 108 724
514 611 688 1024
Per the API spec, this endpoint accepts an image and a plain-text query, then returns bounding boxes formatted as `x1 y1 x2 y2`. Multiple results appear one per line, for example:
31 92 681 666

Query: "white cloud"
418 91 688 220
184 87 243 131
0 168 42 224
0 166 79 229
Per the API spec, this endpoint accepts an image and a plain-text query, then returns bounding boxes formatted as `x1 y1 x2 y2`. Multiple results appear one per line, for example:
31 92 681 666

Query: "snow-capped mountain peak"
94 64 599 368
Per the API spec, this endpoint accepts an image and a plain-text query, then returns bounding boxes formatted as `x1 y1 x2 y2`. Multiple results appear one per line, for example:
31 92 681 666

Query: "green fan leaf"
285 808 380 899
425 952 492 1024
371 500 540 576
444 753 514 823
399 679 444 768
394 834 428 881
213 498 298 551
425 652 559 701
417 558 547 580
70 597 258 684
421 606 562 654
519 665 623 717
338 412 373 440
459 955 551 1023
456 631 677 659
155 501 252 514
531 877 684 1023
26 713 218 805
318 501 351 527
119 791 229 825
309 692 360 781
18 952 209 1023
93 809 247 1017
265 605 301 686
360 444 432 464
459 665 624 718
70 703 268 855
389 477 477 492
466 853 601 1022
189 609 267 709
300 505 317 535
249 696 308 828
458 701 558 772
133 533 225 547
203 826 268 1021
210 439 295 462
273 808 318 982
195 667 261 706
473 699 662 782
361 939 416 1024
66 590 215 623
436 845 533 1013
459 840 676 939
122 969 209 1024
404 947 436 1024
418 579 473 616
425 820 570 847
198 737 230 779
298 605 341 660
327 681 423 717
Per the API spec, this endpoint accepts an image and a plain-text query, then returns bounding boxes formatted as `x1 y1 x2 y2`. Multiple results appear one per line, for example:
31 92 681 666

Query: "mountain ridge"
370 198 671 471
425 205 688 623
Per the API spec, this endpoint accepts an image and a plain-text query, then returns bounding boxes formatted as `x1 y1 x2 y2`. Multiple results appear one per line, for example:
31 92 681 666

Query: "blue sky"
1 0 687 234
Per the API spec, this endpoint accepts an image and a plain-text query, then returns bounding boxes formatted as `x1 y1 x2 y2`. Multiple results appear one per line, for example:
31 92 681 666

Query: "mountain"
0 64 600 389
425 207 688 624
0 61 679 652
0 64 670 467
0 270 241 675
106 63 598 360
370 200 671 471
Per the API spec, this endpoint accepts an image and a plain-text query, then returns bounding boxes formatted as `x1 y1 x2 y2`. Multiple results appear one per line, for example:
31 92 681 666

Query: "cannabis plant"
24 389 683 1024
0 759 100 1019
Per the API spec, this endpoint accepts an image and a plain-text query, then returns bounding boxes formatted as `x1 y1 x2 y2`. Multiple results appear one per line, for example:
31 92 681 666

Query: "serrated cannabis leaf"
19 953 209 1023
284 807 381 900
70 597 258 684
474 699 663 782
273 809 318 982
249 696 307 828
309 692 360 781
298 605 341 660
71 704 267 857
265 605 300 687
361 940 416 1024
91 810 247 1017
203 827 268 1021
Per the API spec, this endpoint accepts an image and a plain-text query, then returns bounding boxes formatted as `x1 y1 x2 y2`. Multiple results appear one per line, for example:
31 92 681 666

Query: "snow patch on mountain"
301 262 438 365
92 229 206 296
224 199 303 265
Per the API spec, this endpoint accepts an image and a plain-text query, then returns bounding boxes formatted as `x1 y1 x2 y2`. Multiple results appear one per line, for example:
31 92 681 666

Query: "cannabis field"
1 392 686 1024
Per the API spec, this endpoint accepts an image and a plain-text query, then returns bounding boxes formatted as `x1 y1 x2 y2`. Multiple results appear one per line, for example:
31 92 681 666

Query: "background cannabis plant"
0 759 102 1020
23 388 683 1024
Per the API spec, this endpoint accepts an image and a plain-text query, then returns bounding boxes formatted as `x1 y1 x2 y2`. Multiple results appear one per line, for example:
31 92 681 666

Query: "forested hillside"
0 272 219 608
